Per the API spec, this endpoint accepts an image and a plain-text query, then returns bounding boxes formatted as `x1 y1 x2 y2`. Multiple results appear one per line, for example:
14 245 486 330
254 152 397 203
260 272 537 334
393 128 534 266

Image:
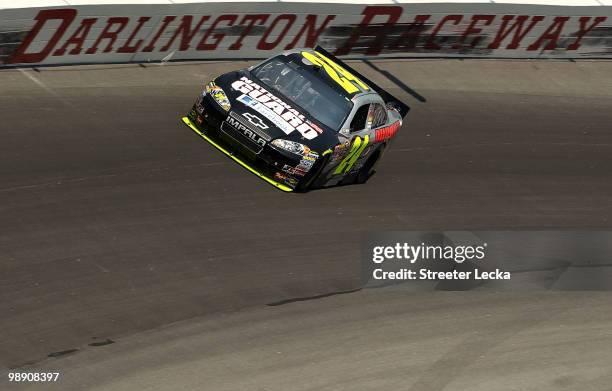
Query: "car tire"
355 146 383 184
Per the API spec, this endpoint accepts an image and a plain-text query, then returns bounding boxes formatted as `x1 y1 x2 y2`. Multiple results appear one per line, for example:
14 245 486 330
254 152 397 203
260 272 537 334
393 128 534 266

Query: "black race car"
182 46 409 192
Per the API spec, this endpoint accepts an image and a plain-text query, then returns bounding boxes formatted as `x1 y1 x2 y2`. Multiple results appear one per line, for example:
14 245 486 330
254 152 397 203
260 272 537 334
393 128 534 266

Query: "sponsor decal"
274 172 288 181
285 177 299 187
305 119 324 135
373 121 401 142
299 149 319 166
195 94 205 113
296 160 313 171
281 148 318 177
330 141 350 163
282 164 306 177
298 151 317 169
274 171 299 188
232 77 320 139
237 94 294 135
301 145 316 158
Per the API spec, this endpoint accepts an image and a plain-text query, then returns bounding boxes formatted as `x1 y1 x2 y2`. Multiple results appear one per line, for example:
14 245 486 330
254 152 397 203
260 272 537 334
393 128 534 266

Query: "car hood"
215 71 340 152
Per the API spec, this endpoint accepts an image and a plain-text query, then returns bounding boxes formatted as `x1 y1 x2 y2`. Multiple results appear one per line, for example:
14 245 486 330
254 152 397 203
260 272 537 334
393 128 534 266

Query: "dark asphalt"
1 59 612 370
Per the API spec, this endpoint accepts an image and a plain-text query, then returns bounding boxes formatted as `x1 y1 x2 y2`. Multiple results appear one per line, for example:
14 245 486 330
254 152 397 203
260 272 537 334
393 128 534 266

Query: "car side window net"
369 103 387 129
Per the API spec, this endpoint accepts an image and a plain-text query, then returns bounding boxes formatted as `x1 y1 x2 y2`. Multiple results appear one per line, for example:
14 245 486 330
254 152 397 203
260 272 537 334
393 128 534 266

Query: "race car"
182 46 409 192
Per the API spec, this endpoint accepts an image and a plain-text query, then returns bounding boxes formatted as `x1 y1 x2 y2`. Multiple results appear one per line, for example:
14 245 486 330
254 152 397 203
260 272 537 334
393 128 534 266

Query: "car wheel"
355 147 382 184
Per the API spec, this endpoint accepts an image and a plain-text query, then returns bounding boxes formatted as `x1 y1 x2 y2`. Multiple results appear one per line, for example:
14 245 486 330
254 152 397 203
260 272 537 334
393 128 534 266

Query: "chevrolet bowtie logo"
243 112 269 129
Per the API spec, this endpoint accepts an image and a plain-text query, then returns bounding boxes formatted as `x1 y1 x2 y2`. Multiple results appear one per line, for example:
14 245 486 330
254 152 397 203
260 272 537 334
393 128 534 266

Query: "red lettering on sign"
53 17 97 56
9 8 76 64
143 15 175 52
8 7 609 66
454 14 495 49
390 14 431 51
527 16 569 50
284 14 335 50
118 16 151 53
257 14 296 50
425 15 462 50
488 15 544 49
86 17 129 54
197 14 238 51
335 6 402 56
567 16 607 50
161 15 209 51
229 14 270 50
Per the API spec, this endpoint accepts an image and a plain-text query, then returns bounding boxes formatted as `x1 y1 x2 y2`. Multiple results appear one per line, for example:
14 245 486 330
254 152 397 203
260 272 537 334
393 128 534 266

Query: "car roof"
281 48 377 101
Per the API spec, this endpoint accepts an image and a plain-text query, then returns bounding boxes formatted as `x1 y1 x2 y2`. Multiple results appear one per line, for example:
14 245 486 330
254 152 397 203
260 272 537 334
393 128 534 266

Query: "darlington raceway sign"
1 3 611 66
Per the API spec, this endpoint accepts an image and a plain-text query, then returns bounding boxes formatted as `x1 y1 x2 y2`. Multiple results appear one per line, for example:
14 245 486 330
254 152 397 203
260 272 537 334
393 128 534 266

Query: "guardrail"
1 1 610 67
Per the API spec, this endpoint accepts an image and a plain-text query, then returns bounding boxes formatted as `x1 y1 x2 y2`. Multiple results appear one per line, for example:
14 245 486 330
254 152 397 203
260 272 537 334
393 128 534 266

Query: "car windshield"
252 55 353 130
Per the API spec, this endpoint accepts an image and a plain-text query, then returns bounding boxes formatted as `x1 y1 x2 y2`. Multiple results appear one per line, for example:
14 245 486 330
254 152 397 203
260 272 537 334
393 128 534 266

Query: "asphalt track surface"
1 59 612 389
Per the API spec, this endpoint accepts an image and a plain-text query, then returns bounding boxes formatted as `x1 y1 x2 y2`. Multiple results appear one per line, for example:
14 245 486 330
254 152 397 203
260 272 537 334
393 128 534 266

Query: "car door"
331 103 372 177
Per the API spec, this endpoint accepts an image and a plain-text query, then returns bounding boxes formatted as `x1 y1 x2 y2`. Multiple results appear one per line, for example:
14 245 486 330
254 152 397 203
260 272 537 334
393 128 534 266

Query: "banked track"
1 59 612 389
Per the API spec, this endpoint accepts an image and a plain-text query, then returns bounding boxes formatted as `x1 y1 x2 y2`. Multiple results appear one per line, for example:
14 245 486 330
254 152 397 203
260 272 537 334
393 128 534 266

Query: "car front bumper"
182 115 294 192
184 97 320 192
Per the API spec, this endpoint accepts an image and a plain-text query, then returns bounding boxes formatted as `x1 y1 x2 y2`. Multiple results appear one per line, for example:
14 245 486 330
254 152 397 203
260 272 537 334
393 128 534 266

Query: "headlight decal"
206 81 231 111
271 139 307 155
273 139 319 176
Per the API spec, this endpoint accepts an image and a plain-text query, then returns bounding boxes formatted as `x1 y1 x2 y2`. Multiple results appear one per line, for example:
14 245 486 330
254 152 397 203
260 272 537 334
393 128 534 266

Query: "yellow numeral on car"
334 135 370 175
302 51 369 95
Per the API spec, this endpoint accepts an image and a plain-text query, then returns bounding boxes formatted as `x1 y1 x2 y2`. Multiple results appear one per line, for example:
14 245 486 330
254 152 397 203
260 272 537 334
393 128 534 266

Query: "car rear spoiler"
314 45 411 119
